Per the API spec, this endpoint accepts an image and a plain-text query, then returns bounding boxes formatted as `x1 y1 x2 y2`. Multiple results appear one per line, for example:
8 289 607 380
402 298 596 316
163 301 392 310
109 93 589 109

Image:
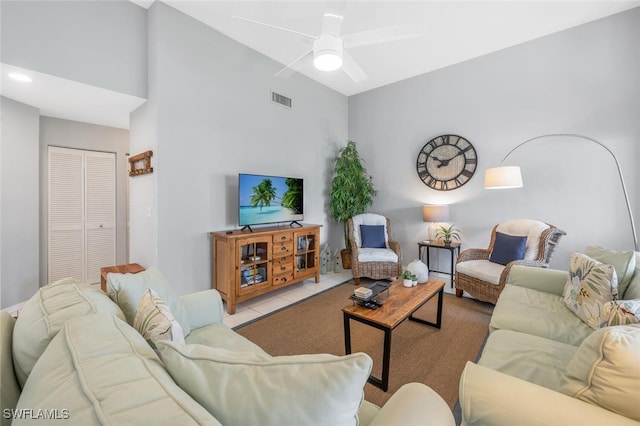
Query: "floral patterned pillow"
133 288 185 349
563 252 618 329
603 299 640 326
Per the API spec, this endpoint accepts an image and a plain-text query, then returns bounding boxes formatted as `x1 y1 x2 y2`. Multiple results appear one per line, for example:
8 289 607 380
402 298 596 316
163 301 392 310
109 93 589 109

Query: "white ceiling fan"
233 12 421 83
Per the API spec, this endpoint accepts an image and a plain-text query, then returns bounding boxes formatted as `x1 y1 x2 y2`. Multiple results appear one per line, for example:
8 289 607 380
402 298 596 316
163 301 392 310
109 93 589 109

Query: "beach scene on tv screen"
239 174 303 225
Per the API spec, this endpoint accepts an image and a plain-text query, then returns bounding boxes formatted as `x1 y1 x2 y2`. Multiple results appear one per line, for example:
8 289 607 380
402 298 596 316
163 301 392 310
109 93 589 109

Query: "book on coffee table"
350 281 390 303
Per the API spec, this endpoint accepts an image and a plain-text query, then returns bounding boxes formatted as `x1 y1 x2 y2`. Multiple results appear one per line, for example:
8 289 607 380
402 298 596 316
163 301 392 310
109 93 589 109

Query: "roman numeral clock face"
416 135 477 191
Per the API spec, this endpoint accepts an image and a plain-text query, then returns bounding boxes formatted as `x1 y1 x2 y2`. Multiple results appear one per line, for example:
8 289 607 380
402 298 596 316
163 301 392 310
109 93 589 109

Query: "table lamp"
422 204 450 242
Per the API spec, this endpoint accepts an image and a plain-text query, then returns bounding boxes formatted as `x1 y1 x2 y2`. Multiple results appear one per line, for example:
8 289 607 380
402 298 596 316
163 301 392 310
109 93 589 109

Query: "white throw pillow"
563 252 618 329
559 324 640 421
156 342 372 426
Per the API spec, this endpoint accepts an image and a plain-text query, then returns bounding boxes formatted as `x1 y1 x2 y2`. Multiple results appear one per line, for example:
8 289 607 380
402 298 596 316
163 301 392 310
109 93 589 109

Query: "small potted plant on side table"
435 224 461 246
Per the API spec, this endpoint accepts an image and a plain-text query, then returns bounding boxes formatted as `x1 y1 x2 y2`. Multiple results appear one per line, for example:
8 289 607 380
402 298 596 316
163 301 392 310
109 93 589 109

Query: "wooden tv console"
210 224 321 314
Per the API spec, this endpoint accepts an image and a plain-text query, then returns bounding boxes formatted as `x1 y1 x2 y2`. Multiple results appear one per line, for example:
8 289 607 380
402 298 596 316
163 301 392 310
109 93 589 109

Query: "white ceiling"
1 1 638 129
0 63 146 129
161 0 640 96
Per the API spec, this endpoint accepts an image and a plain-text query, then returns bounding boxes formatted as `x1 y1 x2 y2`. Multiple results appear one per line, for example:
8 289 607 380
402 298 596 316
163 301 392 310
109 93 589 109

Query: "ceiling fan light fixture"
313 35 343 71
314 52 342 71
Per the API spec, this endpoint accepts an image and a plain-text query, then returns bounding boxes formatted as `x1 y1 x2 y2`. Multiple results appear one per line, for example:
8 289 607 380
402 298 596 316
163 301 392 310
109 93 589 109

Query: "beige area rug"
235 279 494 409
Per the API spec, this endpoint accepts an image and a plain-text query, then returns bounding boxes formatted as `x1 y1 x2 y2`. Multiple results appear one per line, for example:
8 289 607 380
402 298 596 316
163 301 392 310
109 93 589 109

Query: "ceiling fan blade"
342 25 422 49
233 16 316 41
342 50 367 83
321 13 344 36
274 48 314 78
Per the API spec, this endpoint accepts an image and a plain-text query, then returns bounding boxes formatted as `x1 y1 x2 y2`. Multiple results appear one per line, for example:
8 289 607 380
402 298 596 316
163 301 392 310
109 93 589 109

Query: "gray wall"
1 97 40 307
349 7 640 270
129 3 348 294
0 0 145 308
0 0 147 98
38 117 130 284
3 1 637 306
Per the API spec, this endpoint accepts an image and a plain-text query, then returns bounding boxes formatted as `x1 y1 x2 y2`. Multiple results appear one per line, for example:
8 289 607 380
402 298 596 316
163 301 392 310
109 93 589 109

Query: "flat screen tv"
238 173 303 229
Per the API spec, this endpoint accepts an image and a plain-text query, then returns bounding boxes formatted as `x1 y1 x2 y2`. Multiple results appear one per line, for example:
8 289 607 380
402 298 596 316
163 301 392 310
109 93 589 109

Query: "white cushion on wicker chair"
352 214 389 249
496 220 549 261
456 260 505 285
357 248 399 263
348 214 403 284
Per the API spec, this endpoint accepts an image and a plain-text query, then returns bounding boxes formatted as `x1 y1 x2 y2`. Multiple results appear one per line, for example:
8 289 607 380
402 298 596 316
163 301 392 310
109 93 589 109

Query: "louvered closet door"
49 147 85 283
48 147 115 284
85 151 115 284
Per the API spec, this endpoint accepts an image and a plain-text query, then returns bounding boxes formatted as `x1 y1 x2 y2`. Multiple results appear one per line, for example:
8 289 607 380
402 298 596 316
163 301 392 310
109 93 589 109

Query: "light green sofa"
1 269 455 426
459 250 640 426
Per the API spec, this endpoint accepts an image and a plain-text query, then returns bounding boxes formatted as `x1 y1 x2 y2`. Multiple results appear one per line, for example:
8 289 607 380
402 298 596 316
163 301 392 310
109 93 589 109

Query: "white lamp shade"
484 166 523 189
422 205 450 222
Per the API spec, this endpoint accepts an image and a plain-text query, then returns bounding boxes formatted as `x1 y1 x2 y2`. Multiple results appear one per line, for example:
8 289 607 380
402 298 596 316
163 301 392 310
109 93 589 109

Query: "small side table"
418 241 460 288
100 263 145 292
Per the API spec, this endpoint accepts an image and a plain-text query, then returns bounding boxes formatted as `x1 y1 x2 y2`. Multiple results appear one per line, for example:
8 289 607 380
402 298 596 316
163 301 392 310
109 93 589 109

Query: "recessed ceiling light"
8 72 32 83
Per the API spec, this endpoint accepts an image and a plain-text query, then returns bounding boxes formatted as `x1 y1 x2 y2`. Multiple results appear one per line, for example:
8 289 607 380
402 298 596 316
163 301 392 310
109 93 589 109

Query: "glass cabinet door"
239 237 270 291
294 231 317 274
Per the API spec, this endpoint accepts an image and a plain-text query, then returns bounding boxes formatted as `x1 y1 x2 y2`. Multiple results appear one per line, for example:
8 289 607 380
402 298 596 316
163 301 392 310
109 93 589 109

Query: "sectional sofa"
459 248 640 425
1 267 455 426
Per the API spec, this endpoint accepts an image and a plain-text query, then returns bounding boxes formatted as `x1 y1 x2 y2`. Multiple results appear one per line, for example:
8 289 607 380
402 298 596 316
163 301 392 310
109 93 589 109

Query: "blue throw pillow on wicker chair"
489 232 527 265
360 225 386 248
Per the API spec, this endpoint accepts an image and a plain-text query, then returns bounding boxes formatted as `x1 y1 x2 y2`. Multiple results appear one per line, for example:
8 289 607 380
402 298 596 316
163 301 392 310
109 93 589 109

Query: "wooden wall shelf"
129 150 153 176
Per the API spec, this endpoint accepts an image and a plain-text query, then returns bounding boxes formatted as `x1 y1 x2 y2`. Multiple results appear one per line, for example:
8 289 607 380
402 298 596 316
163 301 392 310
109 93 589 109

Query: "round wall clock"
416 134 477 191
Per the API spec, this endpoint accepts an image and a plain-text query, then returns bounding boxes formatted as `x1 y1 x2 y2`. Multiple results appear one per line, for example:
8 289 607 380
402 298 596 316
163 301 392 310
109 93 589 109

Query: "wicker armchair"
348 213 403 286
455 219 566 304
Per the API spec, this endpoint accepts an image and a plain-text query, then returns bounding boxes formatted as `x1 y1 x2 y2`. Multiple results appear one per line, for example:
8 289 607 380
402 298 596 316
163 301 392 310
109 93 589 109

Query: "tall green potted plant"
329 140 377 268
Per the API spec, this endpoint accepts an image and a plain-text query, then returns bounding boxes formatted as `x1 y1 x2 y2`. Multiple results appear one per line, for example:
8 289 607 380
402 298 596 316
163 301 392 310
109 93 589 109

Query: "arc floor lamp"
484 133 638 251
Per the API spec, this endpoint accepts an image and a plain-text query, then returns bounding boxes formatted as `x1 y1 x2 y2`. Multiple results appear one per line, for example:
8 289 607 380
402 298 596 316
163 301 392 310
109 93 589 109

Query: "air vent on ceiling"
271 92 292 109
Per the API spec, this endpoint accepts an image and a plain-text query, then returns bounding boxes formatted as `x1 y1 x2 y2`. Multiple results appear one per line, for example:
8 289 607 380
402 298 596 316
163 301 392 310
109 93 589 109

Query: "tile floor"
223 271 456 329
222 270 352 328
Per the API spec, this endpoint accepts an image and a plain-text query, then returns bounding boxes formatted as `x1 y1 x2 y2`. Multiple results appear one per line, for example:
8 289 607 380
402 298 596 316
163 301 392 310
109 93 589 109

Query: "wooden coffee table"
342 279 445 391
